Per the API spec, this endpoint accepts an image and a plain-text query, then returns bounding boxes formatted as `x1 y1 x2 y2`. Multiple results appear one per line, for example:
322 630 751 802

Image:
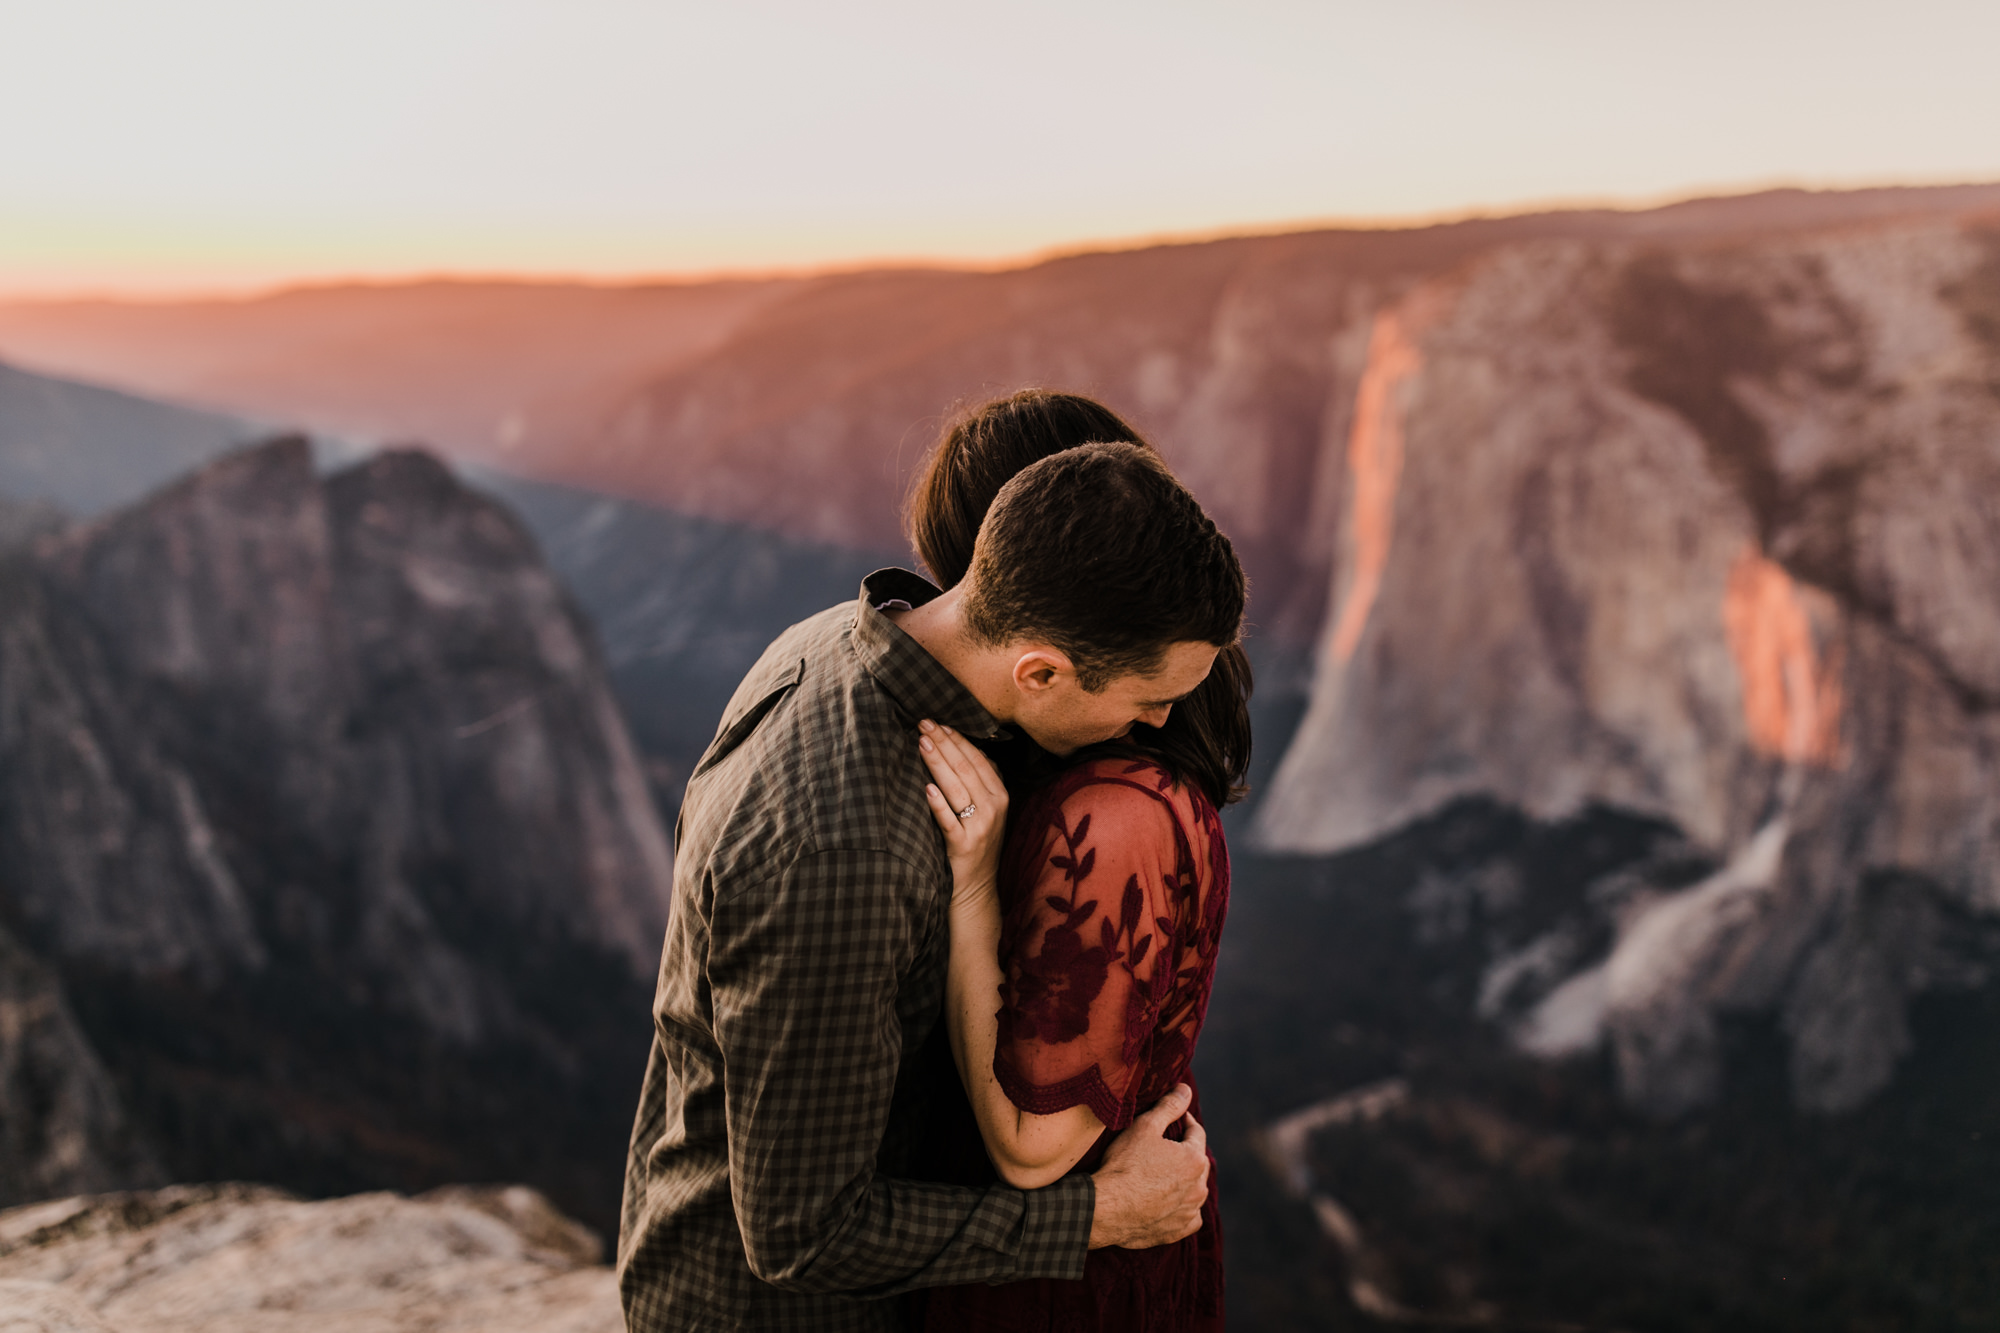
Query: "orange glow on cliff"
1724 547 1844 765
1328 309 1423 664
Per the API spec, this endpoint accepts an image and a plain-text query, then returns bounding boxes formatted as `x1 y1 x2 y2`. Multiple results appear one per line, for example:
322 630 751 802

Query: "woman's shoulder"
1071 752 1176 787
1042 754 1202 829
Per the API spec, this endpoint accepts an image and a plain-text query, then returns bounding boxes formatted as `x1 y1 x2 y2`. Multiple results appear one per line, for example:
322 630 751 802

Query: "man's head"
960 441 1246 755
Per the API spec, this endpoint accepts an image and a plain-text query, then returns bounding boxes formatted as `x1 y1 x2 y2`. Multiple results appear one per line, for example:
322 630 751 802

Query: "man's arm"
710 845 1091 1296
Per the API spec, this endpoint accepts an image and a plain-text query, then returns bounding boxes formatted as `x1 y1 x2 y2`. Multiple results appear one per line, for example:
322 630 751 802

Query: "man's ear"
1010 647 1073 695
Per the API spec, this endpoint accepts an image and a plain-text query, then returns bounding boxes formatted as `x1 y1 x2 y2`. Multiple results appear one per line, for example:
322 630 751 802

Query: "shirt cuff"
1012 1175 1094 1282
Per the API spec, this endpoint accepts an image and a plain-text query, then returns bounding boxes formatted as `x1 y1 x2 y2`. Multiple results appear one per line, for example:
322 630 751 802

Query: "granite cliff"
1253 217 2000 1117
0 439 671 1228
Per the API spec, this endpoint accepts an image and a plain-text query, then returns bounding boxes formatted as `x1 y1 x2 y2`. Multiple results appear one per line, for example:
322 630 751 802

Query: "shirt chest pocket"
676 660 805 853
690 660 805 779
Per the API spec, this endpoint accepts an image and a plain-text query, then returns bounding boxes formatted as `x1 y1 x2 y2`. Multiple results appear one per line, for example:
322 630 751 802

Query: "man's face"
1011 640 1220 757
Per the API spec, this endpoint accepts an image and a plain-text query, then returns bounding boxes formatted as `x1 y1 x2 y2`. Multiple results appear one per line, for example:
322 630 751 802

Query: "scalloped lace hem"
995 1059 1133 1130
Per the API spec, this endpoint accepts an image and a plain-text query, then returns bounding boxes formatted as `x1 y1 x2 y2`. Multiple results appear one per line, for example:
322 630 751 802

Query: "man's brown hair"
909 390 1254 806
962 440 1246 690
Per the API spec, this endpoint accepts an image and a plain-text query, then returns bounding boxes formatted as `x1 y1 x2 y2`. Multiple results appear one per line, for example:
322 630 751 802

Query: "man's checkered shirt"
617 570 1095 1331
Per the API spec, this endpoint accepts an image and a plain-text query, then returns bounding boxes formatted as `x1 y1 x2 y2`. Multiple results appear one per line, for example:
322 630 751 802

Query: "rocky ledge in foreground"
0 1183 619 1333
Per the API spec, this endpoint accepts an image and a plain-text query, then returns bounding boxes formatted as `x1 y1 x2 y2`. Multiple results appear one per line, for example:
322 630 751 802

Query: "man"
619 442 1247 1330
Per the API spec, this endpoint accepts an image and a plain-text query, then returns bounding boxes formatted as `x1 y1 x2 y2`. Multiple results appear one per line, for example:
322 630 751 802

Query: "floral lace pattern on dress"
993 756 1229 1130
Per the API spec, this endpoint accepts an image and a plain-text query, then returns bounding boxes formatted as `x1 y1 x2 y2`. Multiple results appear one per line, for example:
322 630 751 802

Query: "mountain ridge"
0 437 672 1231
5 183 1999 648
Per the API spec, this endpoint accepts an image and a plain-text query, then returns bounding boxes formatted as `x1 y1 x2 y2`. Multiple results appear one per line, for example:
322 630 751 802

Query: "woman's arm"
919 722 1106 1189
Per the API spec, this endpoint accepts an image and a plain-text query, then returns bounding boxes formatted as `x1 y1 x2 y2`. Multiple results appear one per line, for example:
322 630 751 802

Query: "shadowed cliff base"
1203 801 2000 1332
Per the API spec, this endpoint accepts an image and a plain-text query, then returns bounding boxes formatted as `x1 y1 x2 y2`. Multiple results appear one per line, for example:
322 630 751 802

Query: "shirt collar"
851 568 1007 741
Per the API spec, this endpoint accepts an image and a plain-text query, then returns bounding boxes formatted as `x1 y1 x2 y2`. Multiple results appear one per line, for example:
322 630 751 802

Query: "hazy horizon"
7 0 1998 301
9 177 2000 307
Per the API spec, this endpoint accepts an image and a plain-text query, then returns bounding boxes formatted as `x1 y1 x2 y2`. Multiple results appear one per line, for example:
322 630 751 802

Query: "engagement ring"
956 803 977 820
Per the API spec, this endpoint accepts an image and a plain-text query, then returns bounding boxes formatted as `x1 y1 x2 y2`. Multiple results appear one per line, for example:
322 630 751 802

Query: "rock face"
26 437 672 983
1255 218 2000 1114
0 1184 619 1333
0 439 672 1225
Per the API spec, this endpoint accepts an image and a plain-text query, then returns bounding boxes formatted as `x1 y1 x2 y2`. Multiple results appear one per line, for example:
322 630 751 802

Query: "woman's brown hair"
906 389 1253 807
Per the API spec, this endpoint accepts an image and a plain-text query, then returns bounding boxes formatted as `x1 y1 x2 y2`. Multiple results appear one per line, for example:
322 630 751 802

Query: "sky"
3 0 1998 298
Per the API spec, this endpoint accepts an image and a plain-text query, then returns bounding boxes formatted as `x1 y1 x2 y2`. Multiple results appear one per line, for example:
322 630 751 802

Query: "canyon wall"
1256 219 2000 1114
0 439 671 1223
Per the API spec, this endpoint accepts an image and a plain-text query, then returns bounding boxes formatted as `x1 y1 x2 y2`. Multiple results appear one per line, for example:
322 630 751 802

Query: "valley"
3 182 1999 1328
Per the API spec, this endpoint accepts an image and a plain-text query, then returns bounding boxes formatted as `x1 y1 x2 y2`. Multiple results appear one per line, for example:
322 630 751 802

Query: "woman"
908 390 1251 1331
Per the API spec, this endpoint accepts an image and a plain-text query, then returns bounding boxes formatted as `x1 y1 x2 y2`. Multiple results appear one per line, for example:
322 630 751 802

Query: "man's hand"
1087 1083 1209 1249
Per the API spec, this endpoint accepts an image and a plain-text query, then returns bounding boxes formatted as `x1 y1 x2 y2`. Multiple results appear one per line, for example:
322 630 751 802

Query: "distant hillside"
0 278 800 474
7 184 1999 646
0 360 253 514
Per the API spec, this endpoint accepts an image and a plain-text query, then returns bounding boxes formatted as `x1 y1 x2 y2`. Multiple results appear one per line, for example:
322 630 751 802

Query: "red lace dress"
918 755 1230 1332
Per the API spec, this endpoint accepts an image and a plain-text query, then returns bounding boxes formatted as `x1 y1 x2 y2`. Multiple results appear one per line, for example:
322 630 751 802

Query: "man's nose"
1138 704 1172 729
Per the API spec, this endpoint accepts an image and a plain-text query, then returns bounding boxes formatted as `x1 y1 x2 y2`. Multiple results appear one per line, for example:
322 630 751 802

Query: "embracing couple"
618 390 1252 1332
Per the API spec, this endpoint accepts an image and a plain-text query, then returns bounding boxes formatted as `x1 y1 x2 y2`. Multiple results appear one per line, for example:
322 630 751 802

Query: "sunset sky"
4 0 1997 298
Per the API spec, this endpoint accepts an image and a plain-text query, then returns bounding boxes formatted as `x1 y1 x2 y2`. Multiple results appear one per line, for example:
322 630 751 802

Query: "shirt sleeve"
709 845 1091 1297
993 776 1184 1131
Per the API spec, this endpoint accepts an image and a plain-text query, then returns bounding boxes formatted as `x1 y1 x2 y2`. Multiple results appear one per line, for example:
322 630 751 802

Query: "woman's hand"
918 720 1009 910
